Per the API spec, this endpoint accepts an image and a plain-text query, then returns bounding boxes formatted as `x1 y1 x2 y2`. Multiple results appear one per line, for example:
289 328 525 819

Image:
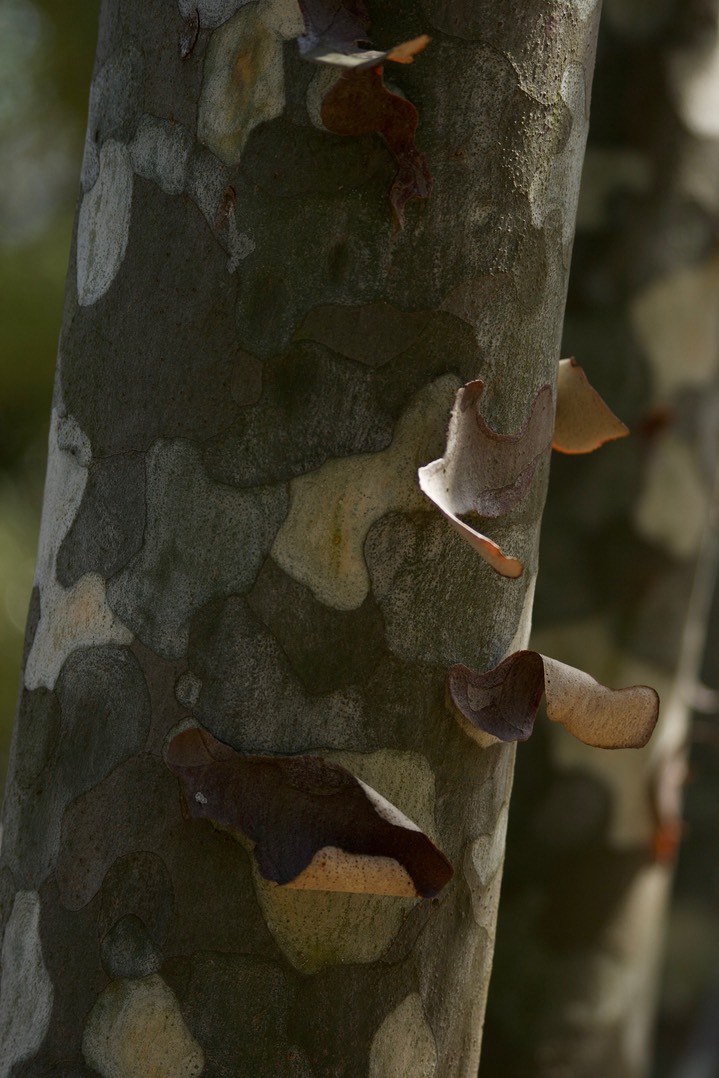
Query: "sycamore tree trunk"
0 1 601 1074
482 2 719 1075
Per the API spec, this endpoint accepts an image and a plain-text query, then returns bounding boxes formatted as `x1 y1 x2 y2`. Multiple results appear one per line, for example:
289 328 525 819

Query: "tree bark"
0 1 600 1073
482 3 719 1074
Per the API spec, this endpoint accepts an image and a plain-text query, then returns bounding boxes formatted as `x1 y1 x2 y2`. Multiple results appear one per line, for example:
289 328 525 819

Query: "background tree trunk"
482 2 719 1075
0 1 600 1073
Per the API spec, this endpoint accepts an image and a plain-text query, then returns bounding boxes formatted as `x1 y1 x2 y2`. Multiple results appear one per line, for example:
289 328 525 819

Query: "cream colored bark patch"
25 574 133 692
0 891 53 1077
130 115 193 195
464 804 509 932
254 749 438 971
25 412 132 691
530 63 589 247
253 880 416 973
272 376 459 610
633 434 706 560
466 851 505 936
260 0 304 39
287 846 417 897
82 974 204 1078
369 993 437 1078
630 253 719 400
198 4 285 166
77 141 133 306
467 804 508 892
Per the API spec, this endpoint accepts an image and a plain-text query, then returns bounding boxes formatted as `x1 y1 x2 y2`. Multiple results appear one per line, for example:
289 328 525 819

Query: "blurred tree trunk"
482 2 719 1075
0 0 600 1074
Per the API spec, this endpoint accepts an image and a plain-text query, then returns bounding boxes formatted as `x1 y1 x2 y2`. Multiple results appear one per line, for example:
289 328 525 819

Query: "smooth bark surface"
1 1 599 1073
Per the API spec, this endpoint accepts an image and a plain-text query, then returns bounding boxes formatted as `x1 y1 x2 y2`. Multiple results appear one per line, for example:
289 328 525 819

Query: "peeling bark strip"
166 728 453 897
448 652 659 749
298 0 429 69
320 67 433 224
418 380 554 578
552 357 629 454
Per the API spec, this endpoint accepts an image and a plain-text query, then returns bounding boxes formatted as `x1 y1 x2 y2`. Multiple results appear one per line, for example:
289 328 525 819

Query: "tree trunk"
482 3 719 1074
0 1 600 1073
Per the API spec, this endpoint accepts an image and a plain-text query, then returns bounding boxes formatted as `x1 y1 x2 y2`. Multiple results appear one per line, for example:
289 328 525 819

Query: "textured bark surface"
482 3 719 1075
1 1 600 1073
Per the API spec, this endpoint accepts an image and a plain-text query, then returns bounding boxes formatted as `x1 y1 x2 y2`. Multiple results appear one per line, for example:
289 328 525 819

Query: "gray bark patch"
365 513 529 667
288 961 416 1077
203 341 393 487
0 891 53 1075
99 852 175 949
100 913 163 979
178 953 309 1076
130 114 194 195
22 880 102 1068
247 557 387 693
240 116 390 199
107 440 288 659
3 646 150 887
81 44 144 192
55 755 281 969
61 180 242 455
56 453 146 587
77 142 134 306
188 597 374 753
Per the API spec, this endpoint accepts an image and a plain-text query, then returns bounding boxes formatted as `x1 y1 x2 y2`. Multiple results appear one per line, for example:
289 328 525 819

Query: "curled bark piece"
298 0 428 70
166 728 453 898
320 66 432 224
418 381 554 578
303 35 429 70
448 652 659 749
553 357 629 454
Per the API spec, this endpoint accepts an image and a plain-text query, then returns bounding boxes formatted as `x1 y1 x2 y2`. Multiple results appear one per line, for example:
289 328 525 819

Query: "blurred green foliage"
0 0 97 782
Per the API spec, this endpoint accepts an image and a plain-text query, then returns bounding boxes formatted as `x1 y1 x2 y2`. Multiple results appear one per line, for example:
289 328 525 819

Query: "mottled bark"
1 1 600 1074
483 3 719 1075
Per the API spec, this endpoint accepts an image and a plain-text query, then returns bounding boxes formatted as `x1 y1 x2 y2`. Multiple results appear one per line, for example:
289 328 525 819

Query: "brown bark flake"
166 727 453 897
